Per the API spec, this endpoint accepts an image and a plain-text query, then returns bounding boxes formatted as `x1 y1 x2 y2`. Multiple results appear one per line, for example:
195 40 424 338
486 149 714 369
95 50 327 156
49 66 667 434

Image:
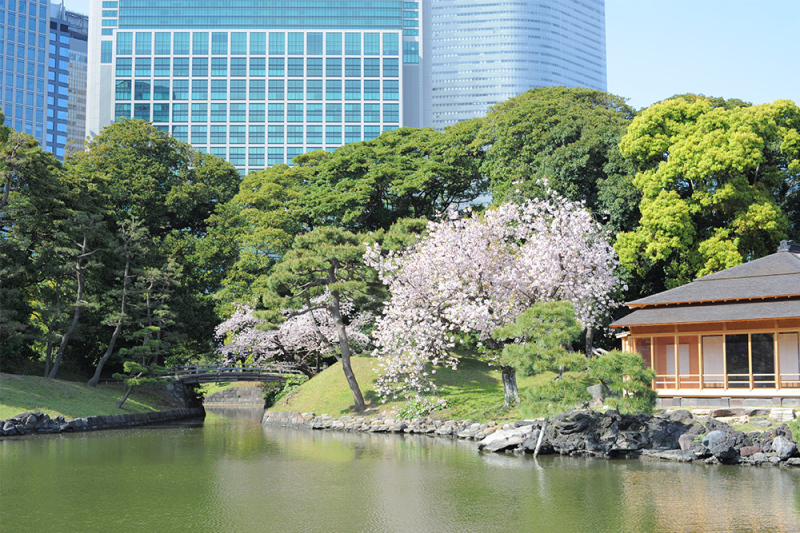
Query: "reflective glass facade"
429 0 607 130
47 5 88 159
0 0 51 146
87 0 424 174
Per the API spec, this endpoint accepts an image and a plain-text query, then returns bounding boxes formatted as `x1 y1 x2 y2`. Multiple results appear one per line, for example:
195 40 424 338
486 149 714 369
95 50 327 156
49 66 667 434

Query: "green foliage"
616 95 799 290
263 374 309 407
587 350 657 414
113 360 168 387
493 301 584 376
396 397 446 420
475 86 639 235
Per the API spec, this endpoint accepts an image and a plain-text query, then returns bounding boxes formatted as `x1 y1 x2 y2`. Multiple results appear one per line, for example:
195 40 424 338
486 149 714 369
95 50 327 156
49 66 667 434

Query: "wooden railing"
166 363 304 384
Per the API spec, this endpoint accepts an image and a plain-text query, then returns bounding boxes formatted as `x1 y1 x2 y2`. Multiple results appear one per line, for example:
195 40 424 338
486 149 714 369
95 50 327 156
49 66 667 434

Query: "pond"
2 407 798 532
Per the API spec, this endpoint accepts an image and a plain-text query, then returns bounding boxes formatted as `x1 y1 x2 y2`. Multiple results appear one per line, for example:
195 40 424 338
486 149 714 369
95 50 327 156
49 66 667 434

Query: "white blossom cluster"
214 293 372 365
365 194 622 400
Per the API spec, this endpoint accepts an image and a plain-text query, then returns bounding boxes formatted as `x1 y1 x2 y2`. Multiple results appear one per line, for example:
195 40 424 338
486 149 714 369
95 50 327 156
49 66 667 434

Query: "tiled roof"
611 299 800 327
627 251 800 307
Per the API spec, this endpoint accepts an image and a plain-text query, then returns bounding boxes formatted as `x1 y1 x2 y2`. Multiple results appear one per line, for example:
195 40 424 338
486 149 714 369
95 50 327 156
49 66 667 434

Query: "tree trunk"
501 365 519 407
48 226 91 379
88 228 133 387
329 285 366 411
585 327 594 358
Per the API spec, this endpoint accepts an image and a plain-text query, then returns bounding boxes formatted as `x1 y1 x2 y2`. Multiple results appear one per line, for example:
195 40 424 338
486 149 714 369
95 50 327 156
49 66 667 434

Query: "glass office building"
86 1 426 174
0 0 51 146
48 4 88 158
429 0 606 130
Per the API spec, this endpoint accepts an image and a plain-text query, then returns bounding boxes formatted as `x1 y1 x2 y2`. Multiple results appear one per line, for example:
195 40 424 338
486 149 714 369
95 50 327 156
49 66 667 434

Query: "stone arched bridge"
166 363 303 385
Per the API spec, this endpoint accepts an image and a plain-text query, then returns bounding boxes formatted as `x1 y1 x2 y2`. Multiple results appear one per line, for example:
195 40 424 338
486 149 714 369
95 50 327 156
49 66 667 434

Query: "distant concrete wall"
203 386 264 407
658 397 800 408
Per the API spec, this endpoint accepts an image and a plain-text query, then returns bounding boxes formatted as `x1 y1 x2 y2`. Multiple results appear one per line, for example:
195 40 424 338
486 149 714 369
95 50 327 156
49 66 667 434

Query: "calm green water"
2 407 799 533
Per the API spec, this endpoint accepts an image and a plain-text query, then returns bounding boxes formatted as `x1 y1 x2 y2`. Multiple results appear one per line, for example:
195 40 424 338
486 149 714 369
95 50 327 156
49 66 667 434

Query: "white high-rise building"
429 0 606 130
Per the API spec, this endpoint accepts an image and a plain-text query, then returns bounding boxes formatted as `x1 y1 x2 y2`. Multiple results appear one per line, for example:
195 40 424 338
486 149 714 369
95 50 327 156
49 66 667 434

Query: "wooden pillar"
698 335 704 391
775 329 782 390
674 333 680 390
722 332 728 390
748 333 754 390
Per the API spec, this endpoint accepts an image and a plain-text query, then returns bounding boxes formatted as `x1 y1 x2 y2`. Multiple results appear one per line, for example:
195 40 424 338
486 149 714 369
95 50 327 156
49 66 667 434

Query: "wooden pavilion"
611 241 800 407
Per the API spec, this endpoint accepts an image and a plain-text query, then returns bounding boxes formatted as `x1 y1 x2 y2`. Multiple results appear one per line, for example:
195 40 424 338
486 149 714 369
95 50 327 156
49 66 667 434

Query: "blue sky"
60 0 799 110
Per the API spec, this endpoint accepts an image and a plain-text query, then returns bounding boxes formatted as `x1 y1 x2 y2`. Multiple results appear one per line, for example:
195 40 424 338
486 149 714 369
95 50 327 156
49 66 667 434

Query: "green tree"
264 227 383 412
475 86 638 235
616 96 800 290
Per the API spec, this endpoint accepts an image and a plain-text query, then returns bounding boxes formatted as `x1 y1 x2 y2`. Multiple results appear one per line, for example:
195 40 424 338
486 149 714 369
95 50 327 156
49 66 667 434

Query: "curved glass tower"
429 0 606 130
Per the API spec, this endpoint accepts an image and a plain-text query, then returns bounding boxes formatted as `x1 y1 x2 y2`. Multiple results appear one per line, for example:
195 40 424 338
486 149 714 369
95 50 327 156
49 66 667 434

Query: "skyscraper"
429 0 606 130
47 4 88 158
0 0 50 146
86 0 426 174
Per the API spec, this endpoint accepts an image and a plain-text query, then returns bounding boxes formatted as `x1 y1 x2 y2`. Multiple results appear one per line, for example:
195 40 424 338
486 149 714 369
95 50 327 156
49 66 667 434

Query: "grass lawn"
271 354 552 422
0 373 182 420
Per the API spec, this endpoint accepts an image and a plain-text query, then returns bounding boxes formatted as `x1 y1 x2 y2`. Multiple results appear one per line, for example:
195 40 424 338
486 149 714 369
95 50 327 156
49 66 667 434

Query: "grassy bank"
271 354 551 422
0 373 182 420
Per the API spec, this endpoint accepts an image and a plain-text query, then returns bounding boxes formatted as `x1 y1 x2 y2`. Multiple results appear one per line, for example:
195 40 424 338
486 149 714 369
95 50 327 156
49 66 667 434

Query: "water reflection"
1 409 798 532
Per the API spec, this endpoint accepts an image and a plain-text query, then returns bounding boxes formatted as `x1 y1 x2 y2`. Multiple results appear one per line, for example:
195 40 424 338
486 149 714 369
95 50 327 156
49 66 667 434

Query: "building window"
230 103 246 122
230 126 246 144
153 80 170 100
114 103 130 120
211 103 227 122
210 125 226 144
250 32 266 55
268 147 284 166
191 125 207 145
384 103 399 123
268 103 284 122
307 80 323 101
268 80 283 101
326 125 342 144
287 103 303 122
231 58 247 77
229 147 245 166
364 125 380 141
174 32 190 55
134 103 150 121
268 125 284 144
154 58 170 77
134 81 150 100
192 57 208 77
404 41 419 64
268 58 284 77
383 33 398 55
115 80 131 100
115 58 131 77
249 125 265 144
306 104 322 123
345 58 360 77
345 80 360 100
364 80 380 101
172 125 188 142
250 80 266 100
211 58 227 76
307 125 322 144
345 103 360 123
364 103 380 123
287 80 303 101
288 58 303 77
101 41 112 64
193 32 208 55
326 103 341 122
136 32 151 55
249 147 265 167
288 32 304 55
173 58 189 77
269 32 285 55
212 32 228 55
307 57 323 77
135 58 151 77
326 32 341 55
364 33 380 55
152 104 169 123
249 103 265 123
191 103 207 122
211 80 227 100
364 58 380 78
172 80 189 100
326 57 341 77
172 103 188 122
383 58 399 77
231 32 247 55
326 80 341 100
230 80 246 100
250 58 266 76
345 125 361 143
345 33 360 55
192 80 208 100
383 80 399 100
116 32 132 55
155 32 171 55
287 125 303 144
307 33 323 55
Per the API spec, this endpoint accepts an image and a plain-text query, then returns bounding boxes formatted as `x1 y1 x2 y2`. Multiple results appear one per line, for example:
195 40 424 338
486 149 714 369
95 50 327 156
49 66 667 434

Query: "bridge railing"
167 363 304 380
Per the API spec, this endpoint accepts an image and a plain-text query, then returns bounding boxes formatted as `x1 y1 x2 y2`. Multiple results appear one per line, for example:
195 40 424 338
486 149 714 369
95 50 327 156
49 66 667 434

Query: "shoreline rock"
262 408 799 468
0 408 205 437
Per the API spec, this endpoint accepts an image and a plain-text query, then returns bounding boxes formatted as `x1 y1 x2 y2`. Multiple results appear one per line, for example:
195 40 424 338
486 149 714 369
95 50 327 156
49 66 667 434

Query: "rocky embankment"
0 408 205 437
263 409 800 467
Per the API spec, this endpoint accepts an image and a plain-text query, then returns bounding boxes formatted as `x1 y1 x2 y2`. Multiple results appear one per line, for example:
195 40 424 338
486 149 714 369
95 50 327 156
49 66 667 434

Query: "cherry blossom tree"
215 294 372 377
365 193 622 406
